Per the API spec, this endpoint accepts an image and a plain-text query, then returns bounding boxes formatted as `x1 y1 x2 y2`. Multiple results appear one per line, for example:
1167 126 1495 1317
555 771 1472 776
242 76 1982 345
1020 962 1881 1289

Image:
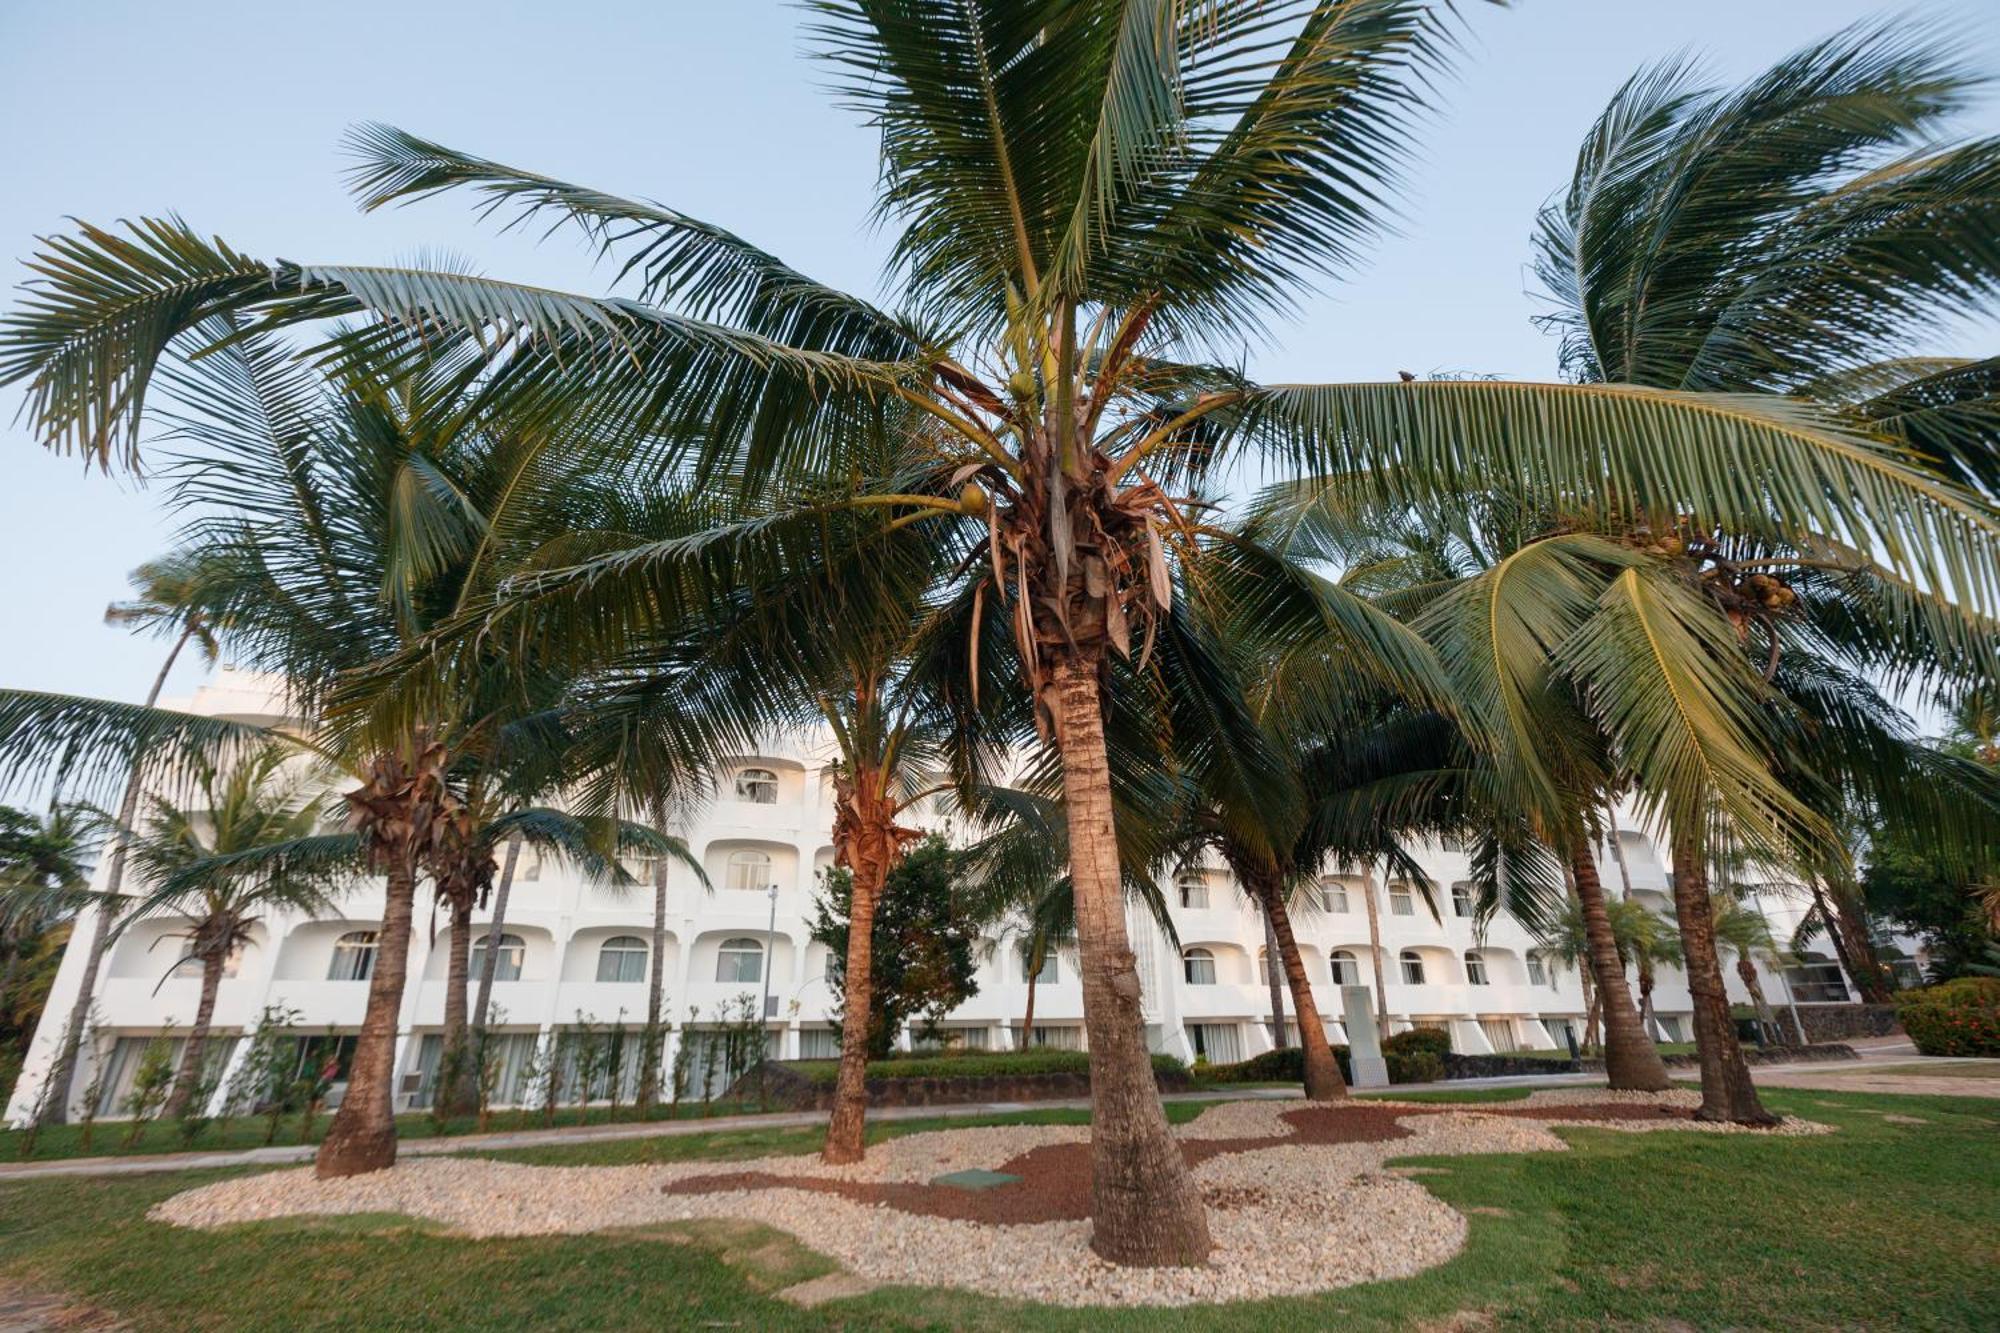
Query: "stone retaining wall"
1772 1004 1902 1044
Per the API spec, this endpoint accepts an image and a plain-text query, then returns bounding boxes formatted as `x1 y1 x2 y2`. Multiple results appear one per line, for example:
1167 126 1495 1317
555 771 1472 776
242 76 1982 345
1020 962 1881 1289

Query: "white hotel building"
6 670 1864 1124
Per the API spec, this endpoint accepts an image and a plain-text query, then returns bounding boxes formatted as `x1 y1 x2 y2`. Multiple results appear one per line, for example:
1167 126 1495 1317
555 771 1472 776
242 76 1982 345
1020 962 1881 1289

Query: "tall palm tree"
1 804 98 1079
1530 19 2000 1122
27 557 220 1128
112 745 358 1117
12 3 2000 1259
1711 896 1790 1040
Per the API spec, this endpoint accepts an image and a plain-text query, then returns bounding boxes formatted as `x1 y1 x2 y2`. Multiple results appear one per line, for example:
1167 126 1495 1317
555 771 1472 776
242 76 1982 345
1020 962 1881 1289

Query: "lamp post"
758 883 779 1061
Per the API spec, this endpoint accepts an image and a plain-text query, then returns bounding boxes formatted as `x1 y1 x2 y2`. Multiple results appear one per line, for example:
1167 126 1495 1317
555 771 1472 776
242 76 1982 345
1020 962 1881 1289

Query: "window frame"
327 931 379 982
1174 872 1209 910
733 767 780 804
715 937 765 984
1322 881 1350 913
1463 950 1488 986
1182 947 1218 986
1330 949 1360 987
595 935 648 984
1399 950 1426 985
470 932 527 983
1388 883 1416 916
724 849 775 893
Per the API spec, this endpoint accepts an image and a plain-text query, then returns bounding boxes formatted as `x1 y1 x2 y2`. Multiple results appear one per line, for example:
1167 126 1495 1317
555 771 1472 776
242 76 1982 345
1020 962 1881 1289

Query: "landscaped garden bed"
740 1051 1193 1110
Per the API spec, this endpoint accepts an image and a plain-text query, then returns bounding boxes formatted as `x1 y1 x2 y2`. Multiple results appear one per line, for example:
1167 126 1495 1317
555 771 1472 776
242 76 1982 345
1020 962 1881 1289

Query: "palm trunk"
1361 877 1390 1042
438 894 477 1116
471 833 521 1033
823 764 896 1165
1671 830 1775 1125
37 626 191 1126
1051 660 1209 1265
163 947 224 1120
638 846 668 1114
1572 844 1670 1090
1021 954 1039 1047
1738 956 1779 1040
1259 870 1346 1101
316 856 419 1177
1637 956 1658 1036
1816 882 1890 1002
1578 964 1598 1054
1260 906 1286 1047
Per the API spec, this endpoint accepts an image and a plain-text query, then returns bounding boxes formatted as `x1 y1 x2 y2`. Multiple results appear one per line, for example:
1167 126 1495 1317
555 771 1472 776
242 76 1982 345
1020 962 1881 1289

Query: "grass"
783 1050 1187 1084
0 1097 785 1165
1497 1042 1700 1062
0 1087 1993 1330
1832 1061 2000 1080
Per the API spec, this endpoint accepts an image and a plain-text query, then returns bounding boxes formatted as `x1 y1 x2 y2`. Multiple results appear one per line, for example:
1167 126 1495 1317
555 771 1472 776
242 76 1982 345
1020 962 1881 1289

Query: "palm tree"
27 557 220 1128
112 745 358 1117
1711 896 1790 1041
1529 20 2000 1122
1 804 98 1076
12 4 2000 1259
1613 899 1681 1039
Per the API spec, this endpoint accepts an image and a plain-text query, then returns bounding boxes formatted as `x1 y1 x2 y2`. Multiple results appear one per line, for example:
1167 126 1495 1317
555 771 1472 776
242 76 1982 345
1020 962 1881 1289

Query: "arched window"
716 937 764 984
1399 950 1426 985
470 933 525 982
1175 871 1209 910
1322 880 1350 913
1526 952 1549 987
1330 949 1360 986
733 767 779 804
725 849 774 892
1451 882 1475 918
1182 947 1217 985
327 931 378 982
1463 950 1488 986
1388 882 1416 916
596 936 647 984
1020 945 1057 984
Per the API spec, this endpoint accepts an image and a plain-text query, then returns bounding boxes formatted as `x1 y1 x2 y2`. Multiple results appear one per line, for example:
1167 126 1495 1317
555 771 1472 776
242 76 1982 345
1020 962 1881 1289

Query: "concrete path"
9 1043 1958 1185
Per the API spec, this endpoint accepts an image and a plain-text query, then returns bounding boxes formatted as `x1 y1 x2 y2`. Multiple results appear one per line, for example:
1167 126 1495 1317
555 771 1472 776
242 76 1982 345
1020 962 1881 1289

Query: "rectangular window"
798 1028 840 1060
1451 883 1475 918
1389 884 1415 916
1177 877 1209 910
1015 1025 1082 1051
1478 1019 1516 1052
1526 954 1548 987
1021 949 1058 984
1187 1022 1242 1064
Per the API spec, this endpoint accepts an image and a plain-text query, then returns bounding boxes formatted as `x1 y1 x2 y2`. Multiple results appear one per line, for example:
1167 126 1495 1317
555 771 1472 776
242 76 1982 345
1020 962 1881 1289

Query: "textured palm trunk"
1571 845 1670 1091
163 947 225 1120
316 857 419 1177
638 848 669 1114
438 894 477 1116
1021 960 1039 1047
822 764 896 1166
1637 956 1658 1035
1671 831 1775 1125
1361 878 1390 1041
471 833 522 1032
1260 907 1286 1046
1578 964 1598 1053
38 626 191 1126
1737 956 1779 1039
1231 851 1344 1100
1051 660 1210 1265
1830 888 1891 1001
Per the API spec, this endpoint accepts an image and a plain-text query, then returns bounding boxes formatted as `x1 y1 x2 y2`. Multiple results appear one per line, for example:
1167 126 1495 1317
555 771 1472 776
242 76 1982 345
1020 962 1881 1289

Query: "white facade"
5 669 1848 1125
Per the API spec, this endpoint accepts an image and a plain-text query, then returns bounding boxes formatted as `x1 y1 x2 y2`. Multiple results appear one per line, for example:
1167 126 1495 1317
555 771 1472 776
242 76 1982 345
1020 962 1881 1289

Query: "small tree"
809 837 982 1059
669 1005 699 1112
471 1004 510 1134
226 1006 306 1146
121 1029 177 1148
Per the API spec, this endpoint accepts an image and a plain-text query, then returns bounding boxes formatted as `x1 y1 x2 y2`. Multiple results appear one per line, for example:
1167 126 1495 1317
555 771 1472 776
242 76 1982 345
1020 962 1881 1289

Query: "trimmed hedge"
784 1050 1187 1085
1896 977 2000 1057
1203 1029 1450 1087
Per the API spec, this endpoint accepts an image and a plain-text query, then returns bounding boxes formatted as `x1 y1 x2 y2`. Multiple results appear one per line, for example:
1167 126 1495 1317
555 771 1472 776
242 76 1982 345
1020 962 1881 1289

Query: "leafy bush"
1896 977 2000 1056
1382 1027 1450 1083
1199 1046 1350 1085
785 1049 1186 1085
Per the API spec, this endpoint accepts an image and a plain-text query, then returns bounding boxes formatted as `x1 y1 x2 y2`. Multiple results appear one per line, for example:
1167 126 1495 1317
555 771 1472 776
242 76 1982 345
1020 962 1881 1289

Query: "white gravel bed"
148 1097 1830 1307
1523 1087 1704 1108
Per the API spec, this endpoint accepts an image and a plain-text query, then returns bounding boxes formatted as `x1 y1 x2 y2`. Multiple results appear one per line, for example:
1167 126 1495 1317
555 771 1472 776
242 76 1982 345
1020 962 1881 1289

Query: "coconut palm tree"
24 557 222 1128
1710 895 1791 1041
13 3 2000 1258
111 745 359 1117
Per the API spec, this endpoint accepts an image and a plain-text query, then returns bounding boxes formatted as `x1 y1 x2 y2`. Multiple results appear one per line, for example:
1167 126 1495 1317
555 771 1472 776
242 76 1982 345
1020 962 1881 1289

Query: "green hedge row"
784 1049 1188 1085
1896 977 2000 1057
1202 1027 1452 1086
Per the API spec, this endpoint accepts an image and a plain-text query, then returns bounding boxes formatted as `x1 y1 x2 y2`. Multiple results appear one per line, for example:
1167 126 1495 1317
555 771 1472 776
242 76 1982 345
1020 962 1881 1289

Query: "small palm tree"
1710 896 1792 1040
113 746 358 1117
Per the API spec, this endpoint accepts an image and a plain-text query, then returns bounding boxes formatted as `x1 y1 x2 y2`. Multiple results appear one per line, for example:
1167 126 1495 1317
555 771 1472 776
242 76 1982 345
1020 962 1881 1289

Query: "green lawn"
0 1096 781 1165
1843 1061 2000 1080
0 1087 1993 1331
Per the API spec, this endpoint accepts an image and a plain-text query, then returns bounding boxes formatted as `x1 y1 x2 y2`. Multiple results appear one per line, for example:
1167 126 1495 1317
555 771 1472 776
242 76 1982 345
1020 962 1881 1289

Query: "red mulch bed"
656 1100 1706 1226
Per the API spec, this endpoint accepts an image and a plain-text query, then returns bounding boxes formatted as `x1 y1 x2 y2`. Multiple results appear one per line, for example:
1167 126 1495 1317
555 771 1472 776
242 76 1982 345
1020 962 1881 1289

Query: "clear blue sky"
3 0 1995 713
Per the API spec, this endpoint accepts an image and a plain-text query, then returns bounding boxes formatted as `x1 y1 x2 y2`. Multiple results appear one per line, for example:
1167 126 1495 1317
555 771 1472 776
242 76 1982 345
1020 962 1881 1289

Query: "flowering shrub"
1896 978 2000 1057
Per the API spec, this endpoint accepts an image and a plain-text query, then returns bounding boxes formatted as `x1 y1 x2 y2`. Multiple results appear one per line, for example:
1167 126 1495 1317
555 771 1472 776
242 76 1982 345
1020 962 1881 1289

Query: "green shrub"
1897 977 2000 1056
784 1049 1186 1085
1199 1045 1355 1085
1381 1027 1450 1083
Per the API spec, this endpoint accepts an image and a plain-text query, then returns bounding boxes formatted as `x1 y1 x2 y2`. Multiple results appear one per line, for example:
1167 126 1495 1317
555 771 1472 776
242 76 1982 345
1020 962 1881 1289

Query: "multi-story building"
4 669 1870 1125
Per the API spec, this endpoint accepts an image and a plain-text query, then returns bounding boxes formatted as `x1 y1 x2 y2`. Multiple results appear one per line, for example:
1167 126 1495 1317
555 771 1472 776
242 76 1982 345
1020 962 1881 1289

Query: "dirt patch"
0 1281 124 1332
775 1272 880 1308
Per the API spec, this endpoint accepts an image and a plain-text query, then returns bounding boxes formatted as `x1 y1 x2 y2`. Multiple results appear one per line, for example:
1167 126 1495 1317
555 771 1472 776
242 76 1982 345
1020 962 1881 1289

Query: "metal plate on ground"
931 1168 1021 1191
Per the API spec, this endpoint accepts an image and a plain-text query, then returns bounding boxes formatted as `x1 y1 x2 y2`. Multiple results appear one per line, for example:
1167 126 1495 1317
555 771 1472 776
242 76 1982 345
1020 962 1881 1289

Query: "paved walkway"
5 1041 1968 1185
